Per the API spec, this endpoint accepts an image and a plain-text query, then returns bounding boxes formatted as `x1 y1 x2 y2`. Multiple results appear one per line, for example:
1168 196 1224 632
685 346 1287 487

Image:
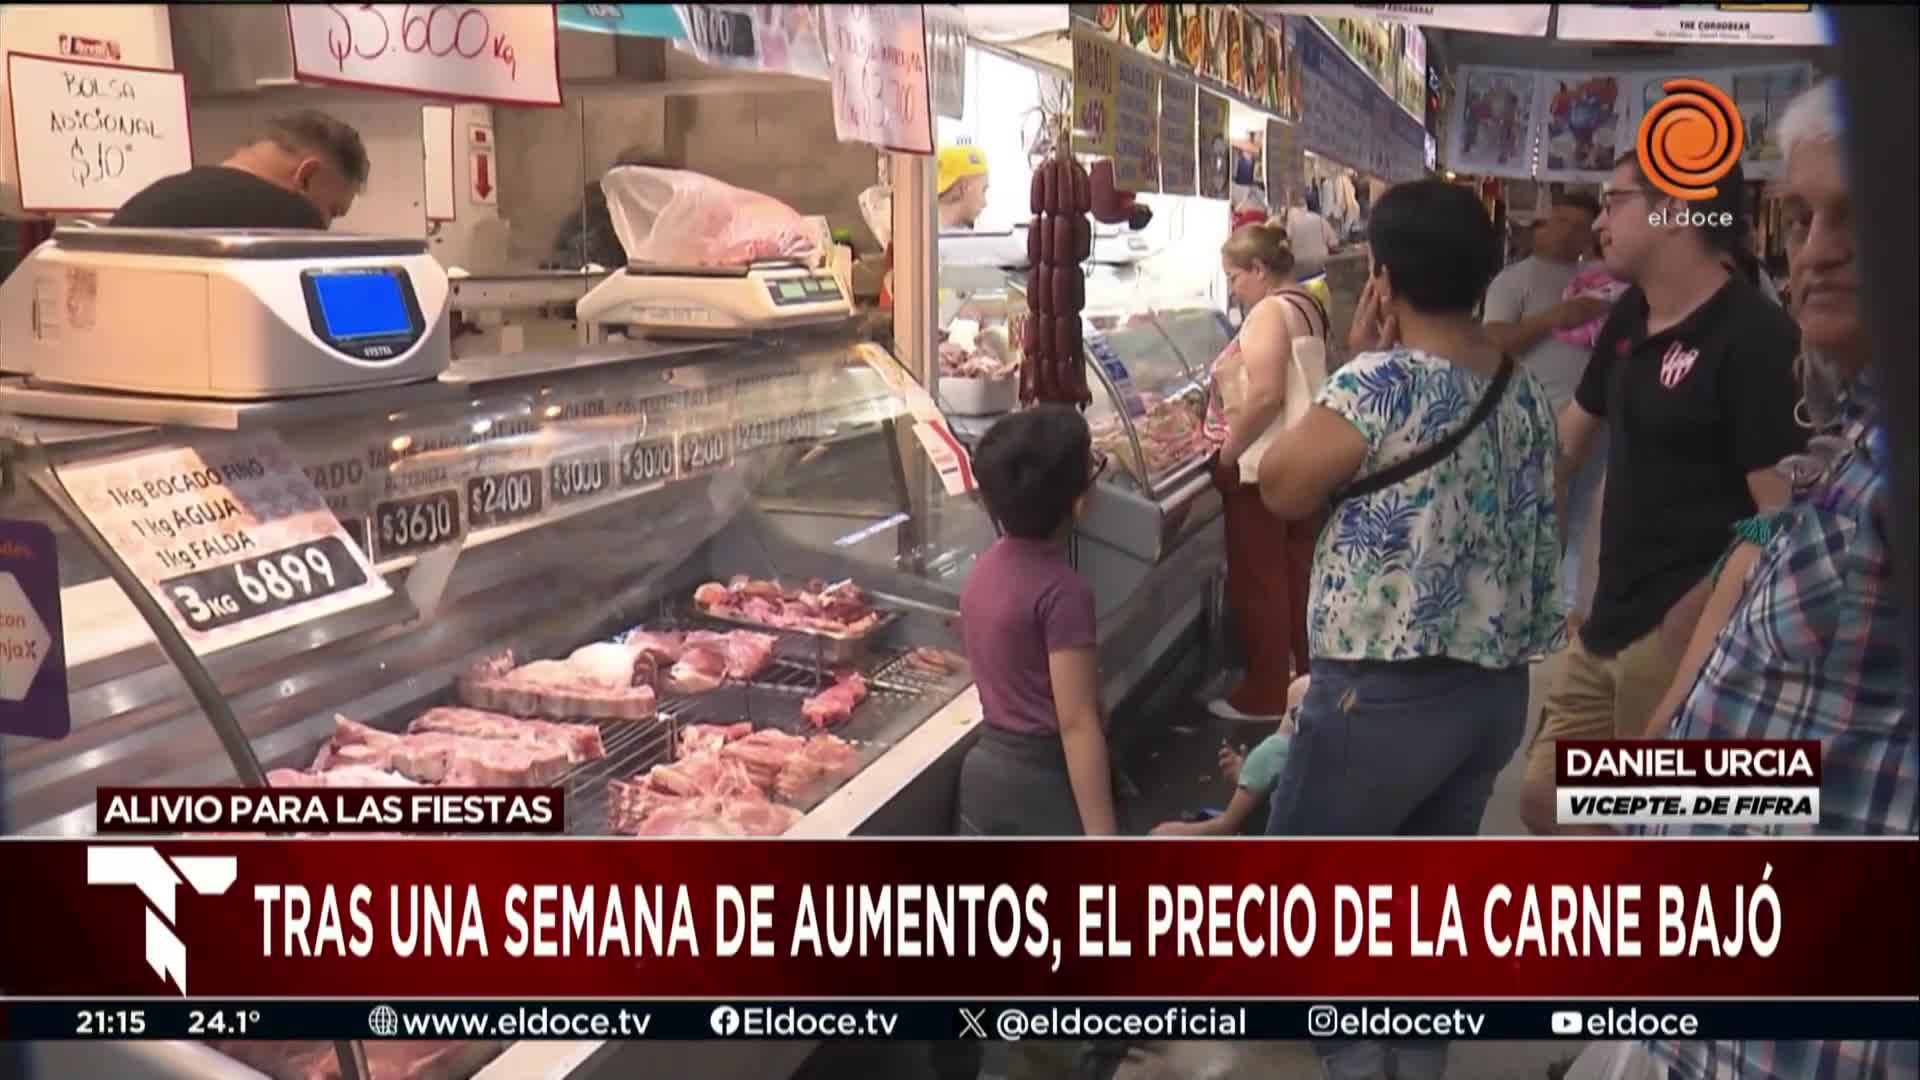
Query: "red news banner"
2 839 1915 998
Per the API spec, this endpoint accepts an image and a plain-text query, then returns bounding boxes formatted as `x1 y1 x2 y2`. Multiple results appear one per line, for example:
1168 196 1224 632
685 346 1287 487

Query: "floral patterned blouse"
1309 347 1566 668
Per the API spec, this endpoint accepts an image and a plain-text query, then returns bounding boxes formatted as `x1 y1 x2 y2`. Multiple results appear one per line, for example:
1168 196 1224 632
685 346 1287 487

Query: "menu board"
58 433 393 657
1292 15 1373 172
1197 89 1230 200
824 4 934 154
1159 77 1199 195
1071 21 1119 157
1266 119 1303 203
1112 49 1160 192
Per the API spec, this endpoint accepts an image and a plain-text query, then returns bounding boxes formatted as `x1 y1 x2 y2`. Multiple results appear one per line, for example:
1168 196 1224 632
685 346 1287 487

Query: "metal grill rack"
559 708 682 836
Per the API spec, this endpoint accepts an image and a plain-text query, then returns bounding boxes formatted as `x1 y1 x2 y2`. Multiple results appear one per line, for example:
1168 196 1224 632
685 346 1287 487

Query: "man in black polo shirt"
111 110 368 230
1521 153 1806 835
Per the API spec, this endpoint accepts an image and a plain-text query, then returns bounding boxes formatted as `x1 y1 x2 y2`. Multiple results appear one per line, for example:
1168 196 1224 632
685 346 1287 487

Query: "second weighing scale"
574 260 850 339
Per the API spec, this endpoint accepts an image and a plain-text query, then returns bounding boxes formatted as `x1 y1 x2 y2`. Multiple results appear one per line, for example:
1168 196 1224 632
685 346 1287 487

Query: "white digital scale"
574 259 850 339
0 227 451 400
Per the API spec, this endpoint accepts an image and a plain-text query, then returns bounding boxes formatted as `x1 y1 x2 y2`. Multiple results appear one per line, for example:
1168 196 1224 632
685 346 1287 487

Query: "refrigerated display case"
0 325 990 1080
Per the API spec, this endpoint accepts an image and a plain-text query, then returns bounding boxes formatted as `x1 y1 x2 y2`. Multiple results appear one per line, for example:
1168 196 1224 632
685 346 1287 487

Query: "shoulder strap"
1276 289 1329 340
1331 356 1517 505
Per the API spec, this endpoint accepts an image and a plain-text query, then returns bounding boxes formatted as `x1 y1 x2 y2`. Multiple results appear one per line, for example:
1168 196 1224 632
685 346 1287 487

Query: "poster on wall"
1160 77 1198 195
1169 5 1204 73
1446 66 1538 179
1197 89 1230 199
1238 11 1263 101
1264 4 1552 38
1537 73 1624 182
1113 49 1161 192
1072 4 1122 37
1264 21 1289 119
1554 4 1832 46
1201 6 1230 84
1119 5 1170 60
1071 21 1120 157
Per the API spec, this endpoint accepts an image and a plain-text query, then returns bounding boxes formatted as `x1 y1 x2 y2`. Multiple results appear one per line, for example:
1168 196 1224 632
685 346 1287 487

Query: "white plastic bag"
600 166 819 268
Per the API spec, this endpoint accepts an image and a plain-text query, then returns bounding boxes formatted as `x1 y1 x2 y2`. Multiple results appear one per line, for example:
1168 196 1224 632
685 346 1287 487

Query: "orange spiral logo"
1637 78 1745 201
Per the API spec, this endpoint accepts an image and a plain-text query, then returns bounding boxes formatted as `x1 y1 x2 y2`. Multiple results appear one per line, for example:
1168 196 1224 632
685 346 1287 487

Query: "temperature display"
159 537 369 633
466 468 544 529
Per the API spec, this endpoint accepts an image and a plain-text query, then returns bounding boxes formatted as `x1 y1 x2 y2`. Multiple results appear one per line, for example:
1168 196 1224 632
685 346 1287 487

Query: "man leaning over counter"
110 109 369 230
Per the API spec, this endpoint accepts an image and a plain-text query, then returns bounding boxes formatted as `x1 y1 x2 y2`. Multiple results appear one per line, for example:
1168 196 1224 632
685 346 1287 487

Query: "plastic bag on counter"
601 166 819 268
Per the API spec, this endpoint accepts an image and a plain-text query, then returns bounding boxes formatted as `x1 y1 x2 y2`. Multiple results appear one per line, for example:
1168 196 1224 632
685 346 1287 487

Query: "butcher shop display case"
0 325 987 1080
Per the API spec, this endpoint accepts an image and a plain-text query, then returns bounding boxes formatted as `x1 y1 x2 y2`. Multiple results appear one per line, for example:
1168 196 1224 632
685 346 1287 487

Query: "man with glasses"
112 110 368 229
1519 154 1807 835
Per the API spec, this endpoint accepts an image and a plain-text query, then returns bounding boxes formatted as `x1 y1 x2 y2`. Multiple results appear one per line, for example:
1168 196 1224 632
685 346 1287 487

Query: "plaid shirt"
1644 375 1919 1078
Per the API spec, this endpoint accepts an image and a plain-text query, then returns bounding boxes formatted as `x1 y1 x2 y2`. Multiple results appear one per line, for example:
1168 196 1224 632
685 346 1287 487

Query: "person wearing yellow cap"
936 144 990 230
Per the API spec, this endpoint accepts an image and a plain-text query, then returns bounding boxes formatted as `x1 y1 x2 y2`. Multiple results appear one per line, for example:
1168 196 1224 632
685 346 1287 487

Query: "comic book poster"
1447 66 1538 179
1538 73 1623 181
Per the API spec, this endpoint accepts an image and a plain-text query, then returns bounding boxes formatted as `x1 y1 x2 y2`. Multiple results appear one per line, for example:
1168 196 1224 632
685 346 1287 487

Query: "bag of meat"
601 166 820 268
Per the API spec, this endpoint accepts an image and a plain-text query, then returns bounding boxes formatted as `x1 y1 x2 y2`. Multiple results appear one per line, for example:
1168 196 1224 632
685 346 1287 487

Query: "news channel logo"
1636 78 1745 201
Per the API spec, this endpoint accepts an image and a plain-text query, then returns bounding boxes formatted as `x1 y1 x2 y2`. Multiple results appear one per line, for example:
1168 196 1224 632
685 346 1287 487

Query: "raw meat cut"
666 630 776 691
682 721 862 798
409 706 607 764
623 630 685 664
205 1039 504 1080
645 751 764 802
267 766 419 788
313 716 570 788
680 721 754 756
800 672 870 729
456 644 658 721
772 733 862 800
904 646 968 676
694 577 884 638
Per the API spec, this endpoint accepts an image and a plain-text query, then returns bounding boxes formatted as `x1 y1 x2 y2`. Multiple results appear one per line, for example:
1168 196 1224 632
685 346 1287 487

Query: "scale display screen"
764 275 843 308
300 267 425 360
311 271 411 339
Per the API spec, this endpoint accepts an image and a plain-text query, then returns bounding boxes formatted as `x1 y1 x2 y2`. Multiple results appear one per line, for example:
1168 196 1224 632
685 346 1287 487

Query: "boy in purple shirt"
956 405 1117 838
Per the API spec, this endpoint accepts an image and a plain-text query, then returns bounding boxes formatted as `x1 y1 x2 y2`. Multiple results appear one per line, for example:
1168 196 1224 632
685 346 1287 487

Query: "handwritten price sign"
1072 23 1119 157
824 5 933 154
287 4 561 107
6 53 193 214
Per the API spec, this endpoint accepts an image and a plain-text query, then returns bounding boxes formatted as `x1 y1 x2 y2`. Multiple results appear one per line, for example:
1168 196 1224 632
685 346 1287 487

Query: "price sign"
339 517 371 556
548 449 612 505
734 411 819 455
465 468 544 529
824 5 934 154
679 429 732 476
158 537 370 634
285 4 561 107
677 4 757 62
1088 334 1148 417
372 489 464 560
5 53 194 214
1072 22 1119 156
55 433 391 656
617 437 677 490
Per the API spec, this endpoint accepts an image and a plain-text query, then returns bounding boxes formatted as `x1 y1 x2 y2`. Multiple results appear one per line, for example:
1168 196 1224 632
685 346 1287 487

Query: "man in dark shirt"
111 110 369 229
1521 153 1807 835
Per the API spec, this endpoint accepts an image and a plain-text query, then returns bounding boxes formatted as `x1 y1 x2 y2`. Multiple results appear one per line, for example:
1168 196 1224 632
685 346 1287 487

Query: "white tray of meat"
692 577 895 665
455 641 659 721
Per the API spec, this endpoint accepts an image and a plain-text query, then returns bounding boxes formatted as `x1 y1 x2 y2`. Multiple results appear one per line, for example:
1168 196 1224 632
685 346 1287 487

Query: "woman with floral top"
1251 179 1564 1079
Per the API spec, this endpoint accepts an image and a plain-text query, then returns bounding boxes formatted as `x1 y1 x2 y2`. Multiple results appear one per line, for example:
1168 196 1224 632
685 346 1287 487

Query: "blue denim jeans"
1267 657 1530 1079
1562 433 1607 614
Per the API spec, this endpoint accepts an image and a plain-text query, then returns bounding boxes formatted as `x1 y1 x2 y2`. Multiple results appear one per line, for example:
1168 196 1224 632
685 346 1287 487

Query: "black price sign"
548 449 612 505
618 436 677 489
466 468 544 529
158 537 369 633
683 5 757 61
679 428 732 476
735 411 819 455
372 489 464 559
339 517 371 556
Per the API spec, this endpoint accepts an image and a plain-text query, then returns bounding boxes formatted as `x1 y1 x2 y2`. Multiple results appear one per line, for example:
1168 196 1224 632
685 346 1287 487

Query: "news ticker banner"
1555 740 1821 828
2 839 1916 1000
4 999 1916 1043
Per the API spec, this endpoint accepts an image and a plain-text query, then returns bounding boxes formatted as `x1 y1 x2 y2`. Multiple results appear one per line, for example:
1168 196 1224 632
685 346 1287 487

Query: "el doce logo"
1637 78 1745 201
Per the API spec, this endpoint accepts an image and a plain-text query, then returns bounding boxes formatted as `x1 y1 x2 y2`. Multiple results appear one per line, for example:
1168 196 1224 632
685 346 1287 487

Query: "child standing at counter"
955 405 1117 838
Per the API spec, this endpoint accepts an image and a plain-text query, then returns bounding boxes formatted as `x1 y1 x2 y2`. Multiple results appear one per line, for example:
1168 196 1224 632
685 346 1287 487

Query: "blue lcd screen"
311 272 411 341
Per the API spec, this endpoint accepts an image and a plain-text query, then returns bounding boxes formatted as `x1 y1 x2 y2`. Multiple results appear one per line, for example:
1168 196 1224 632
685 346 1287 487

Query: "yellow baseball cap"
936 145 989 194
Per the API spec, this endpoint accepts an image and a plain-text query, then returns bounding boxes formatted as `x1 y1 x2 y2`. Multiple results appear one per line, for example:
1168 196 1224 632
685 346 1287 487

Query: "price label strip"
547 448 614 506
617 436 677 491
158 537 370 634
371 489 465 561
734 411 819 455
465 468 545 530
54 432 393 656
678 428 733 477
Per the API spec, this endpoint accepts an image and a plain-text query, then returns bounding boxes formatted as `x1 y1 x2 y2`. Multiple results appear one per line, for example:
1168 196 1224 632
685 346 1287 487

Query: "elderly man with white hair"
1563 75 1918 1080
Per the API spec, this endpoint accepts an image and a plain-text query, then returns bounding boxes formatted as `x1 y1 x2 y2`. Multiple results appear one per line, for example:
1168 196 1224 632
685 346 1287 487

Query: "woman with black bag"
1250 180 1564 1080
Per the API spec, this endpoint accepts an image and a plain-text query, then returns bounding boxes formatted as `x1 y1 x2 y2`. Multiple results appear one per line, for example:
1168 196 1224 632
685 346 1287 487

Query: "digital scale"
573 259 851 339
0 227 450 400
